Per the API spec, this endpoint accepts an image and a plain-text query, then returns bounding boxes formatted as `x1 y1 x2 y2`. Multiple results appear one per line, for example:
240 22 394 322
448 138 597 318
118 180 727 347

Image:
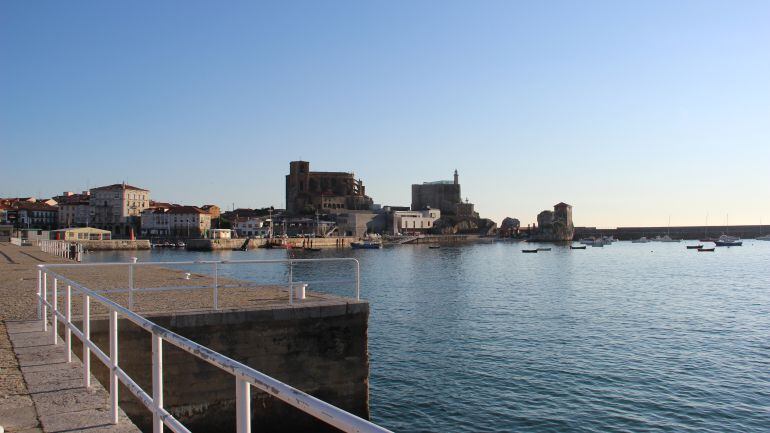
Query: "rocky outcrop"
431 216 497 236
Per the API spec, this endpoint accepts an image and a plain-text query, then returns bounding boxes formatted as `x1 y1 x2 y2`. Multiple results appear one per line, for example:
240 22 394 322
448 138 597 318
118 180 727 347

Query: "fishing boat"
570 245 586 250
522 249 538 253
654 235 680 242
714 234 742 247
592 238 605 247
697 247 715 252
632 237 651 243
686 245 703 249
351 240 382 249
537 247 551 251
579 238 596 245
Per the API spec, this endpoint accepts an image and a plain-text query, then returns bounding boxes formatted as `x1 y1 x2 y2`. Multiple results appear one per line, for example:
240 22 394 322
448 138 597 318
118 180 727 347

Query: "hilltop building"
285 161 373 215
411 170 462 214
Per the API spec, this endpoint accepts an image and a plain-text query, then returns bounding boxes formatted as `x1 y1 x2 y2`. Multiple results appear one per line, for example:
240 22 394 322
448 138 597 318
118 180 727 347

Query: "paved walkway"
6 320 140 433
0 243 140 433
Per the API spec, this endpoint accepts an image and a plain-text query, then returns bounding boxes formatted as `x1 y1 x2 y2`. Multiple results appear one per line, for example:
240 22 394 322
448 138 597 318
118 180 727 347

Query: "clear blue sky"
2 1 769 227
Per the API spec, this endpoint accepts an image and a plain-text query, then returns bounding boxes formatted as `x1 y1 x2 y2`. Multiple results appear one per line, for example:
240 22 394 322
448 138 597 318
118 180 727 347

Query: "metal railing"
35 258 388 433
38 239 84 262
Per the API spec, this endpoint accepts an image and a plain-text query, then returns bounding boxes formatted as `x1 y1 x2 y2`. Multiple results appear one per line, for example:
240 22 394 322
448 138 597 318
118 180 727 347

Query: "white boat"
654 235 681 243
632 237 650 243
579 238 596 245
714 234 742 247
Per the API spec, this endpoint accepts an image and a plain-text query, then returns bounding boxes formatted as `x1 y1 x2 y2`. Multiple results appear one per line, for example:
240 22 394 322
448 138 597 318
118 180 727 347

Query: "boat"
570 245 586 250
522 249 538 253
654 235 680 242
632 237 651 243
428 245 441 249
686 245 704 249
697 247 715 252
351 240 382 249
579 238 596 245
757 235 770 241
304 247 322 252
714 234 742 247
591 238 605 247
175 241 186 248
537 248 551 251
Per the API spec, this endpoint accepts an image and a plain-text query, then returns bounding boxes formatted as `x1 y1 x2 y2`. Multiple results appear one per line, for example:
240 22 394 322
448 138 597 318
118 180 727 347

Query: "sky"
1 1 769 228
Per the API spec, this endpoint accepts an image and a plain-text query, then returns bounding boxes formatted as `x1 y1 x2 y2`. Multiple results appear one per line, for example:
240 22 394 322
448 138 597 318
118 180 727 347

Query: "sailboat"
656 216 680 242
714 214 742 246
757 218 770 241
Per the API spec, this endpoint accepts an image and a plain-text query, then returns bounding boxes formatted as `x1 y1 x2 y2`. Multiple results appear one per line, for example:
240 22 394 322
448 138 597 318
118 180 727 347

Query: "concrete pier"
0 242 372 433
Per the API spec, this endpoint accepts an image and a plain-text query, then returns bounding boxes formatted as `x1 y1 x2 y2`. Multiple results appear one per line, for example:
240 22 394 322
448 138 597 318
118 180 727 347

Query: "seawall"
186 237 358 251
75 239 151 250
72 303 369 432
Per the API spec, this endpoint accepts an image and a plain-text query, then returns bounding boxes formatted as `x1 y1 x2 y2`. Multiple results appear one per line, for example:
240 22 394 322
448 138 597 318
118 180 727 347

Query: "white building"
168 206 211 238
140 207 171 238
233 216 269 237
392 209 441 235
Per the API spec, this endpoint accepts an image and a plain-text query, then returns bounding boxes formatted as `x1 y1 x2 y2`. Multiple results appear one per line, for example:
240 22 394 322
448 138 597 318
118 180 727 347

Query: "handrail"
36 260 388 433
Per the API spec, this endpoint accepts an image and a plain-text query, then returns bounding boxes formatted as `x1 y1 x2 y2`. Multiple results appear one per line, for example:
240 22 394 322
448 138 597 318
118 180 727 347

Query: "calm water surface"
86 241 770 432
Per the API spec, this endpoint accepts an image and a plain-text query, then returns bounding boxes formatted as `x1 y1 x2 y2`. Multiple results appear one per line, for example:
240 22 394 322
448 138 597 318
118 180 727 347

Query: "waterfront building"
51 227 111 241
233 216 269 237
411 170 462 214
140 206 171 238
89 183 150 236
57 192 91 227
208 228 232 239
391 209 441 235
455 199 478 219
285 160 373 215
335 211 385 238
168 206 211 238
15 202 58 230
200 204 221 220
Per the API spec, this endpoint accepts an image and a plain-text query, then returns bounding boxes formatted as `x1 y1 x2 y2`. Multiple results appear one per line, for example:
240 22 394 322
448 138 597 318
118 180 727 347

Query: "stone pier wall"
68 303 369 432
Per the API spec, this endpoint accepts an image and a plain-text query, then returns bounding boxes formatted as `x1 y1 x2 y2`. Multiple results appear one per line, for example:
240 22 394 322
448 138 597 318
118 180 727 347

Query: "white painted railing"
35 259 387 433
38 240 83 262
10 237 23 246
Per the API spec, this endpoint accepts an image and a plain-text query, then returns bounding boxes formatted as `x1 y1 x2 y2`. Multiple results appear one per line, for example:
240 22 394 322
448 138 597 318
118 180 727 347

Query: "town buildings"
15 202 58 230
233 216 269 238
56 192 91 227
411 170 462 215
285 161 373 215
168 206 211 238
90 183 150 236
391 209 441 235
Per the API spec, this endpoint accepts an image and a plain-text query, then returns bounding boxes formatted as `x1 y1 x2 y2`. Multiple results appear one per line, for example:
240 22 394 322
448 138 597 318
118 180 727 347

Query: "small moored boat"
686 245 703 249
351 240 382 249
570 245 586 250
697 247 715 252
522 249 538 253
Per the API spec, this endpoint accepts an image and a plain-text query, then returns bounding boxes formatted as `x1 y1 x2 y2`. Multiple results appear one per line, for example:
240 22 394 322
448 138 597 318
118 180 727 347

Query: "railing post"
83 293 91 388
52 278 58 344
213 262 219 310
128 258 135 310
36 268 41 320
288 260 294 305
65 285 72 363
355 260 360 300
109 309 119 424
236 377 251 433
152 334 163 433
42 272 47 332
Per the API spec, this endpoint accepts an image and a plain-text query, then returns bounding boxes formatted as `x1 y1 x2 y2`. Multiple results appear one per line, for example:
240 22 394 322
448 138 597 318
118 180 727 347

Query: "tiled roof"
168 206 208 215
91 183 149 192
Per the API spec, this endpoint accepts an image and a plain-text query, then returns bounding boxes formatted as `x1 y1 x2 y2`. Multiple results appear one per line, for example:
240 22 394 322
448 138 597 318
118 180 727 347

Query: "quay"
0 242 384 433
